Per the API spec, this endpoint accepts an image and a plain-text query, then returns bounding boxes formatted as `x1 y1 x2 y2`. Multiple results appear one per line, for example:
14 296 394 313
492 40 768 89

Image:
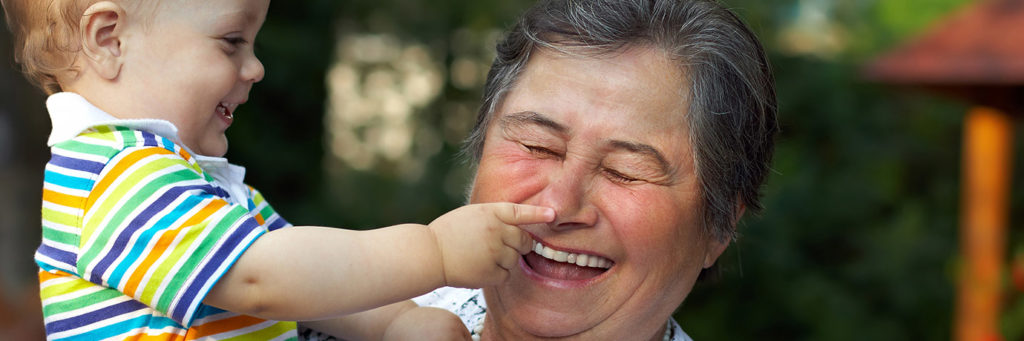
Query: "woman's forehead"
497 47 690 140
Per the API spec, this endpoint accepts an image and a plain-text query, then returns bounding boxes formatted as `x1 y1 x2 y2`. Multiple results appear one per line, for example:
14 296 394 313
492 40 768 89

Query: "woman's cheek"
476 144 553 203
600 184 682 241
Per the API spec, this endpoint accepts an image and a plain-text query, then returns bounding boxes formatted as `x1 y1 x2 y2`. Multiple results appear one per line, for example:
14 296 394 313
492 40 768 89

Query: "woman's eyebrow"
500 111 568 135
606 140 672 174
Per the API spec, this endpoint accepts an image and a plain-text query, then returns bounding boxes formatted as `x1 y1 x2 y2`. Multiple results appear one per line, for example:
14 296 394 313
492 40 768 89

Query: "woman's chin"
483 257 616 338
500 301 592 338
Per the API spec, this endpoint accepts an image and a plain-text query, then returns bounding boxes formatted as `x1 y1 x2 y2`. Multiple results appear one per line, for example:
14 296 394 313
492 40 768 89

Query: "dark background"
2 0 1023 339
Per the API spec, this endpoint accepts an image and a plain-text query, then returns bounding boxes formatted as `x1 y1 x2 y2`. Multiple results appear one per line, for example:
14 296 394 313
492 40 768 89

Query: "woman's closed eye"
524 144 563 159
603 167 642 184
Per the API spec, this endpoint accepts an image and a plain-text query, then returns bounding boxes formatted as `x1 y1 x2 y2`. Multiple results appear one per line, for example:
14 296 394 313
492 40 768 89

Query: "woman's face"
471 47 729 340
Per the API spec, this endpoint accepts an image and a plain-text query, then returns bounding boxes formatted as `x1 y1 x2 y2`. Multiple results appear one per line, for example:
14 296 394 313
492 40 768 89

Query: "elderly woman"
414 0 777 339
306 0 775 339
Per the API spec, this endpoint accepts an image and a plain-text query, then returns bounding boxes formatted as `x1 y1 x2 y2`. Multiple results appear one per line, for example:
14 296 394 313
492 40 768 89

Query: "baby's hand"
428 203 554 288
383 307 470 341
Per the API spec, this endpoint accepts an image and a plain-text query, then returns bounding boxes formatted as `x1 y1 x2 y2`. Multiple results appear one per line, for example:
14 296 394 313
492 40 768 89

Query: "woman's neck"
474 313 672 341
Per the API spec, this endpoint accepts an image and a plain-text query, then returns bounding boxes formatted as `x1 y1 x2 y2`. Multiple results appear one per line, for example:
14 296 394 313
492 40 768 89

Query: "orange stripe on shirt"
179 148 192 162
121 200 228 297
85 148 176 213
39 269 75 283
43 189 86 208
185 314 266 340
124 331 186 341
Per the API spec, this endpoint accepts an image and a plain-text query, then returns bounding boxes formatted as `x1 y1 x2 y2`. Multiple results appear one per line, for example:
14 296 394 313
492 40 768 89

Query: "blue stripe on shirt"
49 154 105 175
44 170 95 191
141 131 159 148
46 299 148 334
37 243 78 268
55 313 180 341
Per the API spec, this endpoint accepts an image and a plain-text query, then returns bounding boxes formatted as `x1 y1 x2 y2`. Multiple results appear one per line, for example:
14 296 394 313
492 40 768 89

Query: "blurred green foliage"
680 54 965 340
4 0 1023 339
231 0 539 230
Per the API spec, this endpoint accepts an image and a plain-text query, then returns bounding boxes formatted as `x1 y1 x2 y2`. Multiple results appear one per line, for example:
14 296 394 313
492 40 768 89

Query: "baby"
1 0 552 340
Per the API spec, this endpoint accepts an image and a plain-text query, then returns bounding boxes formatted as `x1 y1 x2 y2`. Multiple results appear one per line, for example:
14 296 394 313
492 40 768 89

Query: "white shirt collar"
46 92 183 147
46 92 251 205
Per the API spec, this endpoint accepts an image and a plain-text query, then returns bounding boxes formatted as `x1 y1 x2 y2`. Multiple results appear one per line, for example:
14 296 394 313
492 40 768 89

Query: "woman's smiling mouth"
524 241 612 282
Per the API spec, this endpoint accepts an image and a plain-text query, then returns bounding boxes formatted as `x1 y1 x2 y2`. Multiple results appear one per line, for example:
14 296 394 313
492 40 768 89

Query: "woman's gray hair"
463 0 778 242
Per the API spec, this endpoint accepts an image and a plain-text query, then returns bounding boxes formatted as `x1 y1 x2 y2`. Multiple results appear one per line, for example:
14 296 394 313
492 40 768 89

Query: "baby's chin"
204 144 229 158
188 138 229 157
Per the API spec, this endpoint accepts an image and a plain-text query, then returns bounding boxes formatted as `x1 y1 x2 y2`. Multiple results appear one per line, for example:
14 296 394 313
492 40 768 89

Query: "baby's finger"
502 225 534 255
490 203 555 225
497 247 521 271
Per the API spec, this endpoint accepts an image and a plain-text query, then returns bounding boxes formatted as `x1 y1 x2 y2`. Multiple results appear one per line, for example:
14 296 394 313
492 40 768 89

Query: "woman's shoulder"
670 318 694 341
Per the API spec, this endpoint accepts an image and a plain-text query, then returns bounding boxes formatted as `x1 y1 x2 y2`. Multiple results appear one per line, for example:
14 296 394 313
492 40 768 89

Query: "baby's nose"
242 57 265 83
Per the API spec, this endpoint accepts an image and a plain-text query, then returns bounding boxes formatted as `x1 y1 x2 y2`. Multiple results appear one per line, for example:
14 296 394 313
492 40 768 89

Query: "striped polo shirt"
37 92 298 340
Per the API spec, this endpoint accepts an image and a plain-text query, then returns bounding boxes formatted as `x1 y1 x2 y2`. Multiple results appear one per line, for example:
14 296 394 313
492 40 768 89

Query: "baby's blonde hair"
1 0 155 94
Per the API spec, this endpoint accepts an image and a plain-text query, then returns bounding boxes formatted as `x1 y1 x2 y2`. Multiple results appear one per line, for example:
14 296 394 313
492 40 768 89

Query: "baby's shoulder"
53 125 194 163
48 125 207 184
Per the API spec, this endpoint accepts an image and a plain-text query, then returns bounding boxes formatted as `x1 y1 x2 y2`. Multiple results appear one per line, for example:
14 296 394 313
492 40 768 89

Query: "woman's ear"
80 2 127 80
701 202 746 269
702 237 730 269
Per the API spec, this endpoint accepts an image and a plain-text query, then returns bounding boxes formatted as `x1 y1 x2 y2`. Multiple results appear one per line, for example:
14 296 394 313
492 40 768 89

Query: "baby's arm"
202 203 553 321
300 301 470 341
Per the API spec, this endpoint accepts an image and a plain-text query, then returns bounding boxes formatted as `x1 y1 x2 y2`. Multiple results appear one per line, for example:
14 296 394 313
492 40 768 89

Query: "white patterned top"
412 287 693 341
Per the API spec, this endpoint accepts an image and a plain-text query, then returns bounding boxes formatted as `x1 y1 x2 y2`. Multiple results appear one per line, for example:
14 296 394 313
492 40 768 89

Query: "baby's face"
117 0 270 156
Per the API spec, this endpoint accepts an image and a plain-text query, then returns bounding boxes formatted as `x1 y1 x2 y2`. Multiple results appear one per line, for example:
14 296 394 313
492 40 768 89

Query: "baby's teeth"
554 251 568 262
588 257 600 268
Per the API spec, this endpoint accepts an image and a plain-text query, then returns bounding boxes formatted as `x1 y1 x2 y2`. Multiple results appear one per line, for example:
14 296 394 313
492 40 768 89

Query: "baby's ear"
80 2 127 80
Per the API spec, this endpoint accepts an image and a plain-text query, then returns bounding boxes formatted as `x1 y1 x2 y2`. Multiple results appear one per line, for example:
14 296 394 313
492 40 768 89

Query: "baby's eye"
223 37 247 46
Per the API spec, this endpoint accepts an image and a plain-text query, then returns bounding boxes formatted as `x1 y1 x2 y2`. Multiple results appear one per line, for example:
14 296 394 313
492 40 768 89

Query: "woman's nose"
536 162 598 231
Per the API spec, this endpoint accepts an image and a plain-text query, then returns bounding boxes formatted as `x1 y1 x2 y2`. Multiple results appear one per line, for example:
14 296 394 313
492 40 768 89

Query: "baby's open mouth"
524 241 612 281
217 103 234 120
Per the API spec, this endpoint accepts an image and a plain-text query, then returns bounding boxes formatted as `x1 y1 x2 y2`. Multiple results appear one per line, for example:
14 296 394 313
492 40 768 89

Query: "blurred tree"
232 0 534 230
678 1 1012 340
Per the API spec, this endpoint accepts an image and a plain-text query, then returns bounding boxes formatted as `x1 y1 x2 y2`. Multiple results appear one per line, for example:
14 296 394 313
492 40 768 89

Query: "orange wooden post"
956 106 1014 341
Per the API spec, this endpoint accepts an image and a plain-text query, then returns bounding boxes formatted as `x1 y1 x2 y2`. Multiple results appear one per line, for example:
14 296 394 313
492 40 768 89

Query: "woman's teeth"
532 241 612 269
